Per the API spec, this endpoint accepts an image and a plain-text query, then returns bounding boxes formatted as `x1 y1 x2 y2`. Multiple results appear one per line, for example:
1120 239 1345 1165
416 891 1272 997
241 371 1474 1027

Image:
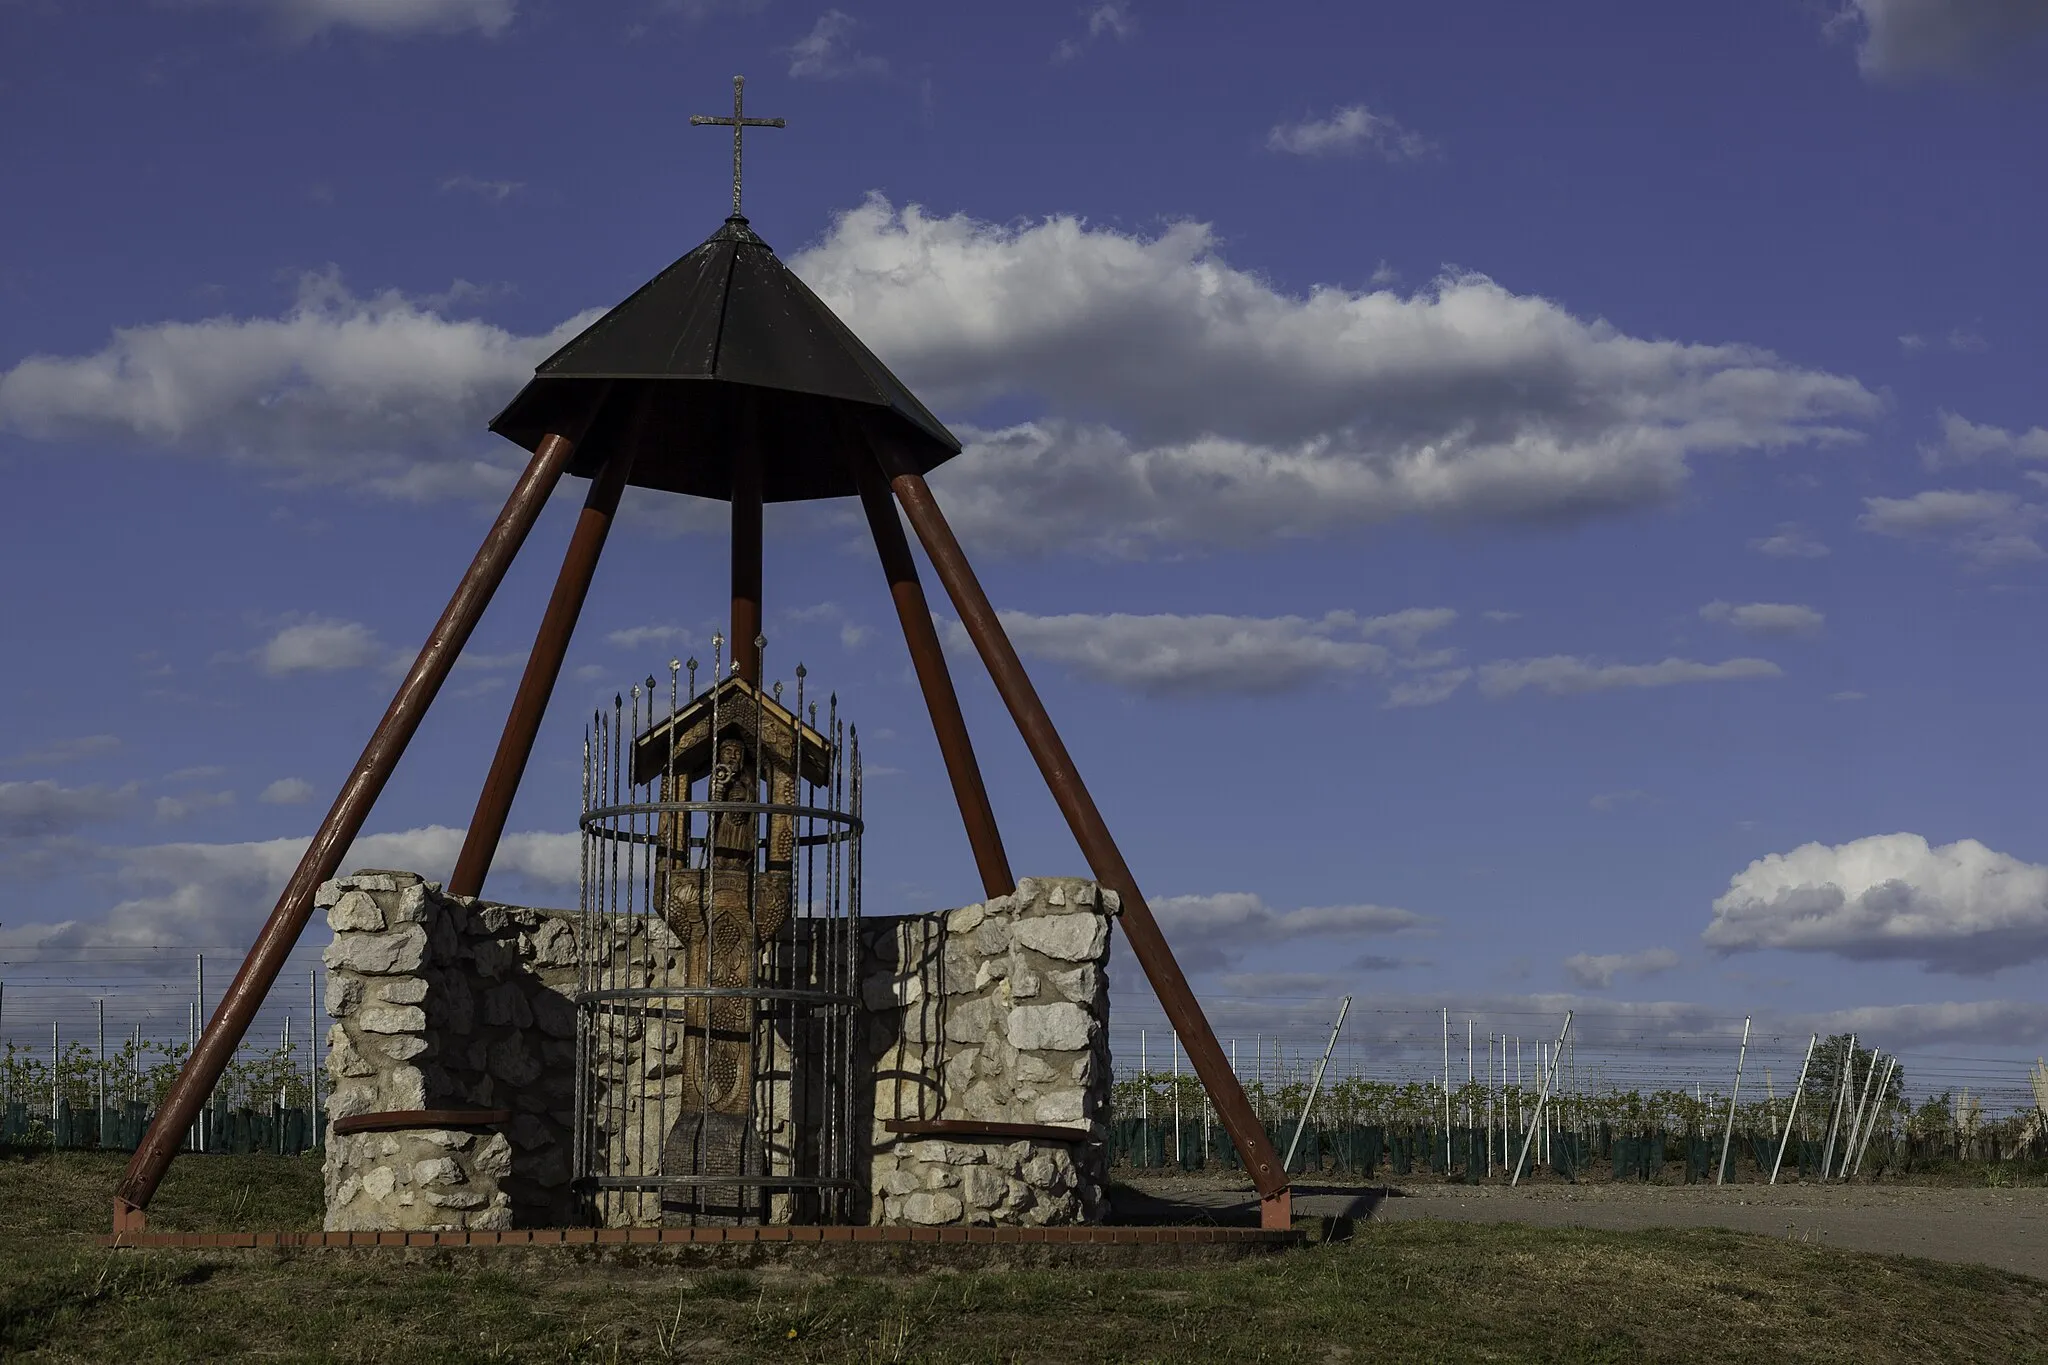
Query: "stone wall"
861 876 1117 1227
319 871 580 1231
318 869 1120 1233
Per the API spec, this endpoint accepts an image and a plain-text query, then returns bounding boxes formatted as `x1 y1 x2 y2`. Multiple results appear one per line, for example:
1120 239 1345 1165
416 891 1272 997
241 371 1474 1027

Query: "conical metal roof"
489 216 960 503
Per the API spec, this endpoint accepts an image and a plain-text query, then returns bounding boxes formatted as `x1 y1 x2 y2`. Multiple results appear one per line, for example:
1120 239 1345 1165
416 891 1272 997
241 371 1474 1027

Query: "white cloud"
4 734 121 767
1923 410 2048 467
1588 789 1650 812
1563 947 1680 989
1477 655 1782 698
1705 832 2048 973
606 624 692 651
1898 328 1986 354
1053 2 1136 61
1700 600 1825 635
1802 1000 2048 1048
154 790 236 823
259 777 317 805
787 10 887 78
1749 522 1830 559
0 781 131 841
0 824 578 953
0 270 595 502
258 616 386 676
1384 668 1471 709
1831 0 2048 83
1147 891 1427 972
793 198 1879 558
1859 488 2045 565
1267 105 1436 160
944 606 1457 697
224 0 516 40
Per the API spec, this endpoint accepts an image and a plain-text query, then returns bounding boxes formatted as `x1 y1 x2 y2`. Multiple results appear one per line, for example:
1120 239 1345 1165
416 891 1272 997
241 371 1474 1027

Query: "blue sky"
3 0 2048 1097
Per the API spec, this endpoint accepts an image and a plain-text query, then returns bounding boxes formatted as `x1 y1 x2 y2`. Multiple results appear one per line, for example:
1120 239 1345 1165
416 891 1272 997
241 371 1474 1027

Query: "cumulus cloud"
0 825 577 953
1147 892 1426 972
1859 488 2045 565
0 781 132 842
1563 947 1680 989
0 270 594 502
1749 522 1830 559
1705 832 2048 973
1831 0 2048 83
217 0 516 40
962 607 1454 697
1700 600 1825 635
1923 410 2048 467
257 617 386 676
787 10 887 78
793 198 1878 557
259 777 317 805
1267 105 1436 159
1477 655 1781 697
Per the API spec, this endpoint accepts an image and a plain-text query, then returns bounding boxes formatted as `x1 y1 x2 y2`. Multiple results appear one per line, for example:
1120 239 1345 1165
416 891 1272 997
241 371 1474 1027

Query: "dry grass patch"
3 1151 2045 1362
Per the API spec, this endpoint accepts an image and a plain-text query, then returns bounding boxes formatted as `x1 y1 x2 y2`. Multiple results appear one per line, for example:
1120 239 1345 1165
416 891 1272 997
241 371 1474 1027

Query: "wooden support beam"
851 446 1013 900
113 429 583 1224
449 440 637 898
883 468 1292 1226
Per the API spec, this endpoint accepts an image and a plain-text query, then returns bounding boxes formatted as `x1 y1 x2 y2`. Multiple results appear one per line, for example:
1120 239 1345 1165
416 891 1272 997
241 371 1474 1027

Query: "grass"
3 1150 2046 1362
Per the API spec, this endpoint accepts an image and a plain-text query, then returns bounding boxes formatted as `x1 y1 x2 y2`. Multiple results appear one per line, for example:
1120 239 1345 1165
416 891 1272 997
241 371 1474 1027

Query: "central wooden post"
731 402 764 685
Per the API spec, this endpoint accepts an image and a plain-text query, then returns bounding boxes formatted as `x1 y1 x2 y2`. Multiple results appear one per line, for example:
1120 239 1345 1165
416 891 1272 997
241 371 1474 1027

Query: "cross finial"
689 74 786 220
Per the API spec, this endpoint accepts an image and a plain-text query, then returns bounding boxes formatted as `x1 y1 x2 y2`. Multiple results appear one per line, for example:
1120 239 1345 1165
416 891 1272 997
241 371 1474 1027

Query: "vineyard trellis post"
1844 1047 1882 1179
1852 1055 1897 1177
1820 1034 1854 1181
1283 995 1351 1174
1510 1011 1573 1186
1771 1033 1817 1184
1716 1015 1751 1186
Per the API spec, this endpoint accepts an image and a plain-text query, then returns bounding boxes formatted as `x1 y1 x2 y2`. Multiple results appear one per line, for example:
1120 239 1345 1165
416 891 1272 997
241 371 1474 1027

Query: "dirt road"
1114 1178 2048 1280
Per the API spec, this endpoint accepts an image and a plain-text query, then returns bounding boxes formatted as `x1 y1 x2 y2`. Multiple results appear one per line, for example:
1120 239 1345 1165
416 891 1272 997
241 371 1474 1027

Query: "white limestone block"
323 925 427 976
327 891 385 933
356 1005 427 1035
1011 913 1108 963
1006 1002 1095 1052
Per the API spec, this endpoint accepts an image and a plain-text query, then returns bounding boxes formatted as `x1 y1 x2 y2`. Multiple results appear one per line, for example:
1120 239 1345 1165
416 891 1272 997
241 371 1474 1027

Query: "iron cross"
690 75 786 220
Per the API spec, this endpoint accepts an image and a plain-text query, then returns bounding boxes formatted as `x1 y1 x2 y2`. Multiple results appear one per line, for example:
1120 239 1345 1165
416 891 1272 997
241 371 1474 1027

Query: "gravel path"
1113 1179 2048 1280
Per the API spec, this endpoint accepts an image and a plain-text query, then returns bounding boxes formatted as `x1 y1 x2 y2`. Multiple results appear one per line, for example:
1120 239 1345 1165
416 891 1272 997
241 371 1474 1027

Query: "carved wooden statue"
632 678 829 1216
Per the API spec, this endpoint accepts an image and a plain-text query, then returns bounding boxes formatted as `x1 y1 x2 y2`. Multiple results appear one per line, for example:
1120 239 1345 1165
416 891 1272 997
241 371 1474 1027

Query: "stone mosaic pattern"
861 877 1118 1227
319 871 580 1231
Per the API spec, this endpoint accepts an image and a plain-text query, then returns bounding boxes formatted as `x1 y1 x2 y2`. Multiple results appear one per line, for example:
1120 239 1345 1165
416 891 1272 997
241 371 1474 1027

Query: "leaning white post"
1284 996 1351 1173
1771 1034 1818 1184
1510 1011 1573 1186
1819 1035 1854 1181
1851 1055 1896 1177
1717 1016 1752 1185
1844 1051 1884 1179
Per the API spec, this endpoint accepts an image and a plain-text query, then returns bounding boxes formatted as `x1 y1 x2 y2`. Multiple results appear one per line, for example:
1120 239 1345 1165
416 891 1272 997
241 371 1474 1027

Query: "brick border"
102 1224 1300 1250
